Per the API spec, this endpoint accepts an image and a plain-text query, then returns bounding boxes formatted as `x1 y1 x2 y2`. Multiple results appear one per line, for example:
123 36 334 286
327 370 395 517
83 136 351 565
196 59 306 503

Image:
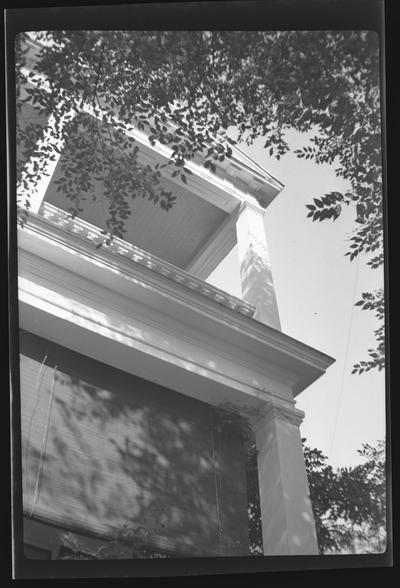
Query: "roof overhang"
18 207 335 416
18 35 285 276
21 34 285 212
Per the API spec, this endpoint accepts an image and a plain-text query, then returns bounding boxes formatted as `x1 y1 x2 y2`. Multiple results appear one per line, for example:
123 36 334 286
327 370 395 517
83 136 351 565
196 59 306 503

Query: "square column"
252 402 319 555
235 202 281 330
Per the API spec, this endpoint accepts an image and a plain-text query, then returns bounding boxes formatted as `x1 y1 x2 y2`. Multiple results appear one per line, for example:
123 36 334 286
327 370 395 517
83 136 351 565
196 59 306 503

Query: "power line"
28 365 58 519
329 253 362 460
23 354 48 501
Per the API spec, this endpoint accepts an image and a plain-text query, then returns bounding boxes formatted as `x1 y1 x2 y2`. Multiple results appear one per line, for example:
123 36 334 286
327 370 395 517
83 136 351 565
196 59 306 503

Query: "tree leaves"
305 193 344 222
351 289 385 374
17 32 381 249
295 145 317 160
16 31 383 373
303 439 386 554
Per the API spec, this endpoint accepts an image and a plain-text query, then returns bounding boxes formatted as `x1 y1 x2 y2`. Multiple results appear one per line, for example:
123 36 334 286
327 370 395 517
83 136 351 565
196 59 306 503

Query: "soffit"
43 154 229 270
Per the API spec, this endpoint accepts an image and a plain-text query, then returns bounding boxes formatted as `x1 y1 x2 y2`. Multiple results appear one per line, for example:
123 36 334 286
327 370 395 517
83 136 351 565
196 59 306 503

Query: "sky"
207 129 386 469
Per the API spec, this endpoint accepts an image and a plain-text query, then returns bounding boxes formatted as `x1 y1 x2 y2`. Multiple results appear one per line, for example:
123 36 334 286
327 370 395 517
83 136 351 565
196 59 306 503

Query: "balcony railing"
20 201 256 319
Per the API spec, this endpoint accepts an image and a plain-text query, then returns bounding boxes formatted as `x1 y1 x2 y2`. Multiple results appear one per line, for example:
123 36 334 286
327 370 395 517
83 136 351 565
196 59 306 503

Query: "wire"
28 364 58 519
211 423 223 555
329 253 362 459
23 354 48 501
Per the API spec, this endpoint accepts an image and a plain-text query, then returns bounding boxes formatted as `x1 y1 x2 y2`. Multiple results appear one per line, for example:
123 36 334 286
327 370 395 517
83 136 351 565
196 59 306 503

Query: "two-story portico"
16 34 335 560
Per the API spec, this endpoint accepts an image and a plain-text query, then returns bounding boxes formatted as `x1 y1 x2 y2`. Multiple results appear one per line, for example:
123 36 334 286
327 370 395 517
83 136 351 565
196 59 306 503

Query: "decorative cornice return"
25 202 256 319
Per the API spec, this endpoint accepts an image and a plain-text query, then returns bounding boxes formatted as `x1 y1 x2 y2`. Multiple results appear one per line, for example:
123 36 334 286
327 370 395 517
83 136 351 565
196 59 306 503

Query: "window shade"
19 331 249 556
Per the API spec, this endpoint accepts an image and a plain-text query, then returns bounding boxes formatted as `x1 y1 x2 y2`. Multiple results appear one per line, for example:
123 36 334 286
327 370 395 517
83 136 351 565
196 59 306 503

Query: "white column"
235 202 281 330
17 109 76 214
252 402 319 555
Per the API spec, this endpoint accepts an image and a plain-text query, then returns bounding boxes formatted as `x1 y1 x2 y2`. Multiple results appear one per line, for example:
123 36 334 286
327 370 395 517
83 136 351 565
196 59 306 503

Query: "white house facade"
16 35 335 559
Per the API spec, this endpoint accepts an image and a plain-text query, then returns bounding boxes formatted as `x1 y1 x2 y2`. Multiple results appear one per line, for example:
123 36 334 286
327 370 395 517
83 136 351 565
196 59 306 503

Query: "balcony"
20 200 256 319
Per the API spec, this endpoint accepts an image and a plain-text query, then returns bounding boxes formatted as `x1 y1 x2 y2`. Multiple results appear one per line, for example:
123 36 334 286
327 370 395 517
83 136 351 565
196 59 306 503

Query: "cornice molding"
19 43 283 211
18 204 335 384
266 402 305 427
18 245 298 394
19 274 294 408
36 202 255 318
238 200 266 217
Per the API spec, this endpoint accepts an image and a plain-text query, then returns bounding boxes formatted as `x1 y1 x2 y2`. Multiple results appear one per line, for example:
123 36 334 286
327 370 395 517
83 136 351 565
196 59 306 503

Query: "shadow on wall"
20 331 250 557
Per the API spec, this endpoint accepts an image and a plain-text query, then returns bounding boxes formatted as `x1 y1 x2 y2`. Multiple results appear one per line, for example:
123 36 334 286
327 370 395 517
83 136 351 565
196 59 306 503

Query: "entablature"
17 204 335 408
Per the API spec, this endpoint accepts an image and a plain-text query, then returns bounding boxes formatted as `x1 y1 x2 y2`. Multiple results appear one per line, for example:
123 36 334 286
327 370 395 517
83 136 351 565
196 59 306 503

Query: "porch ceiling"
43 155 229 270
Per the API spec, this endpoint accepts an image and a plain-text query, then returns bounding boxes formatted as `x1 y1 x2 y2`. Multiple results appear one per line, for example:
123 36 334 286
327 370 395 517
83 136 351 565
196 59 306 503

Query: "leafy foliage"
213 403 262 555
352 289 385 373
303 439 386 554
16 30 384 370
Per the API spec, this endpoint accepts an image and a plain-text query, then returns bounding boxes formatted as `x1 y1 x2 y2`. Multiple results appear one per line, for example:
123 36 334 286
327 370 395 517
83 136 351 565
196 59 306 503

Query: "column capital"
237 199 265 217
253 400 305 430
266 401 305 427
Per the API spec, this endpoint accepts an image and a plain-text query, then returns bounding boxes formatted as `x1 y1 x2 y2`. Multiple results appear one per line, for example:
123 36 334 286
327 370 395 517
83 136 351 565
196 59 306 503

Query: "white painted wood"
28 202 255 318
18 279 291 417
17 211 335 389
236 202 281 330
44 168 230 270
185 208 239 279
253 404 319 555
